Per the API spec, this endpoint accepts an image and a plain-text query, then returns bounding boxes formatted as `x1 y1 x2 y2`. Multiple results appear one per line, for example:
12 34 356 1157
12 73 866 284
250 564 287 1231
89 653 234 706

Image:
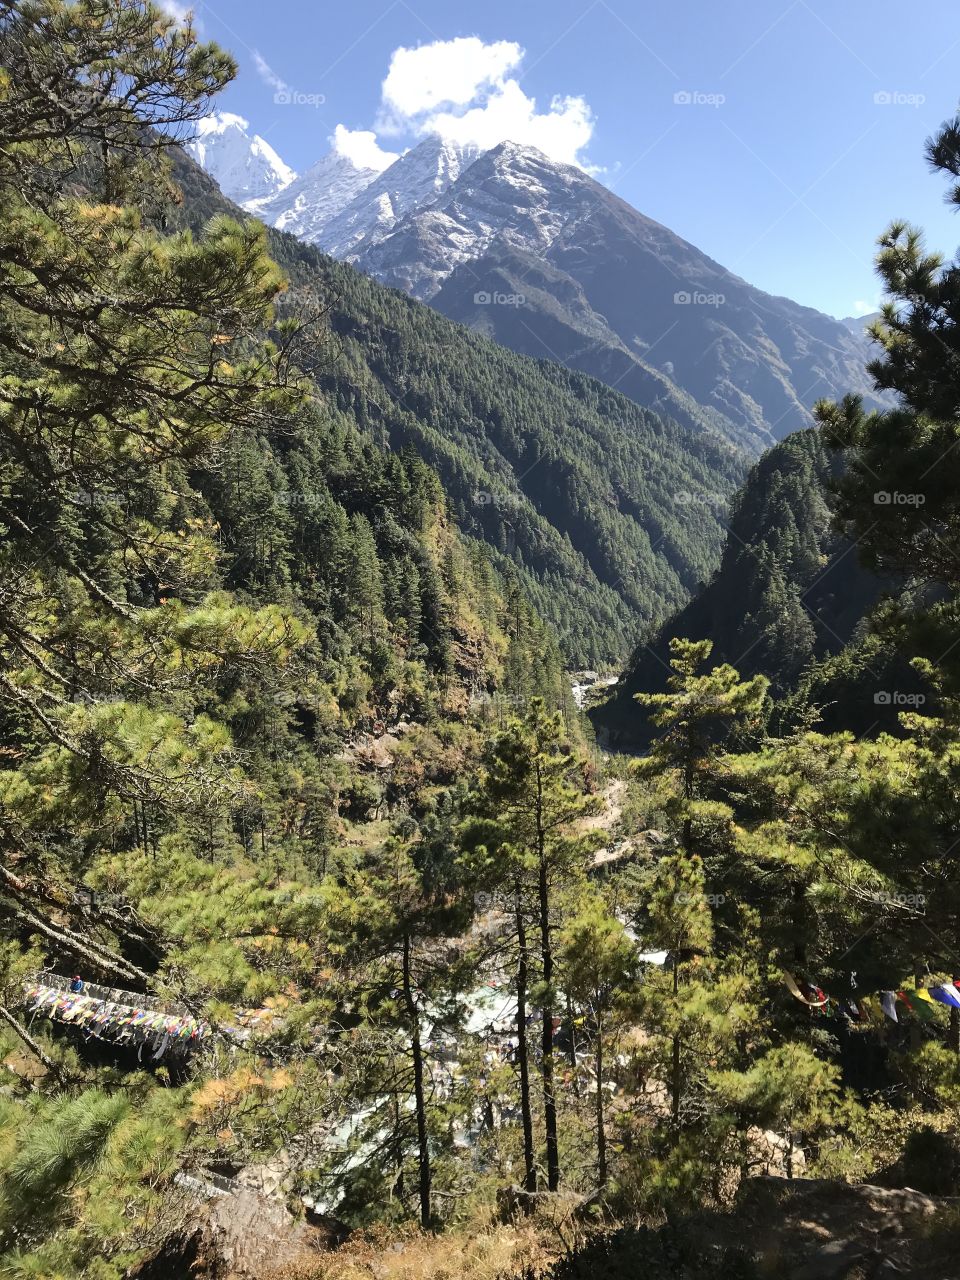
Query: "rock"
129 1185 331 1279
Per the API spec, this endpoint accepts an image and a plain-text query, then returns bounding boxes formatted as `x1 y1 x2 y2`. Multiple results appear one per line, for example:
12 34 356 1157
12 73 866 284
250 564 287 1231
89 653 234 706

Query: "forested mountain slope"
595 428 906 740
6 11 960 1278
193 124 889 456
170 151 746 666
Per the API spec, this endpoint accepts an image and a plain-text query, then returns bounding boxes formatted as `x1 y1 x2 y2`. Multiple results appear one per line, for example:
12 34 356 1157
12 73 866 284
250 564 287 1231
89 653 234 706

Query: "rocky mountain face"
170 146 746 667
191 126 887 454
185 112 295 205
840 311 882 334
316 135 482 260
252 150 381 240
363 142 885 453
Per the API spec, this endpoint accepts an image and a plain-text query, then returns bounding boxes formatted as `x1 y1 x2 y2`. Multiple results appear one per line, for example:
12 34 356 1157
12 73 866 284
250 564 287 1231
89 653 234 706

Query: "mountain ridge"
190 123 888 454
170 146 746 666
185 112 295 205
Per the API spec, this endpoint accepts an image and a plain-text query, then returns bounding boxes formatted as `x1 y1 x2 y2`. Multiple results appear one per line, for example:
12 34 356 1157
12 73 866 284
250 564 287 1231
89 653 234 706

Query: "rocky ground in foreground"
127 1176 960 1279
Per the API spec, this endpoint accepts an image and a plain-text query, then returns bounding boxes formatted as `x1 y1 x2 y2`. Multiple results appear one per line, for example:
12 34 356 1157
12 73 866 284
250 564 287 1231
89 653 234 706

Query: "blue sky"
182 0 960 319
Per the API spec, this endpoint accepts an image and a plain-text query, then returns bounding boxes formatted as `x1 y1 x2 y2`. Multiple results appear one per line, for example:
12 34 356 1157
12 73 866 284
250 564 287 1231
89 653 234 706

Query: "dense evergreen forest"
597 428 926 742
167 150 746 669
3 5 960 1279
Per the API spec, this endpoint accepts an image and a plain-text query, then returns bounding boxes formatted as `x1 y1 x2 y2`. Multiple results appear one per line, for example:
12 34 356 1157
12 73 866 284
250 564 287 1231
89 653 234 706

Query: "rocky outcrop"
128 1185 334 1280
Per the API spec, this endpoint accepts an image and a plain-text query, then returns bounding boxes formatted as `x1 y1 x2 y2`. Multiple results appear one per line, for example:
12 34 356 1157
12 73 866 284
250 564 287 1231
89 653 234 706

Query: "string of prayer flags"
22 980 208 1052
782 971 960 1028
930 983 960 1010
899 990 937 1023
783 970 828 1007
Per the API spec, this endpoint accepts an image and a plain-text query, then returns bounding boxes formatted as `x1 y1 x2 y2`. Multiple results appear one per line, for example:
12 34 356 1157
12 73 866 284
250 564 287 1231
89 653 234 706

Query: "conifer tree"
633 640 766 1151
460 700 602 1191
559 893 638 1188
321 837 471 1228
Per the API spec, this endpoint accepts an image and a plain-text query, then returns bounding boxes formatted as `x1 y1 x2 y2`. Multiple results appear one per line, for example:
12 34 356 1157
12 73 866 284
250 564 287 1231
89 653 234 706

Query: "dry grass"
270 1222 558 1280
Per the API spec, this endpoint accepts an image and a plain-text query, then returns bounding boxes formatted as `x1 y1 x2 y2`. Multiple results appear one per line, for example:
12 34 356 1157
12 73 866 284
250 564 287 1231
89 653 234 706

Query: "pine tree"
559 893 639 1188
460 701 602 1191
0 0 311 984
633 640 766 1150
321 837 471 1228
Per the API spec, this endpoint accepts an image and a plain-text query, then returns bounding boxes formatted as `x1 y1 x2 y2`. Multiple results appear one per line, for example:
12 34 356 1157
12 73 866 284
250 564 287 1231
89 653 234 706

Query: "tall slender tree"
461 700 602 1192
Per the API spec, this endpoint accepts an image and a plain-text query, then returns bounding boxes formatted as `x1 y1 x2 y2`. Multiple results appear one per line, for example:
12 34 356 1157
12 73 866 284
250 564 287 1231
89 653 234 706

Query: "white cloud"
156 0 194 26
427 82 594 166
331 125 399 173
851 299 877 316
382 38 523 117
370 37 595 168
252 50 289 98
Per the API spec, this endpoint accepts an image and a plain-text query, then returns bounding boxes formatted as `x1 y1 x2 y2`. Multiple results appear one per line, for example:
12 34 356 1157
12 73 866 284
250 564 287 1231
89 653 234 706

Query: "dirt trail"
584 778 637 868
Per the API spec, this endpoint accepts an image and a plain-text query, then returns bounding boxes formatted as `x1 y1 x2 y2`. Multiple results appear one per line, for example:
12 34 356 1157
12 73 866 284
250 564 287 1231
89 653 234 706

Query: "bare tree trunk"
671 959 681 1147
595 1012 607 1188
402 932 431 1229
536 763 560 1192
566 991 580 1098
0 1005 68 1084
515 883 537 1193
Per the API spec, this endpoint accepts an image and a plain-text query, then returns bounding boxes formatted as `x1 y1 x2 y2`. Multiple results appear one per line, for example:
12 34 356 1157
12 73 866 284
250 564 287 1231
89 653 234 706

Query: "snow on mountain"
186 113 295 206
187 120 888 453
353 141 583 298
188 125 481 261
316 136 482 258
353 139 889 451
252 149 381 242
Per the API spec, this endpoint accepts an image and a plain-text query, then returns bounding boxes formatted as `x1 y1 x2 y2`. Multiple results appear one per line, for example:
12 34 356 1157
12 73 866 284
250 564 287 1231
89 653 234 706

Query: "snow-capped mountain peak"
186 112 295 207
352 140 593 298
315 135 484 258
251 147 382 241
188 123 485 256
